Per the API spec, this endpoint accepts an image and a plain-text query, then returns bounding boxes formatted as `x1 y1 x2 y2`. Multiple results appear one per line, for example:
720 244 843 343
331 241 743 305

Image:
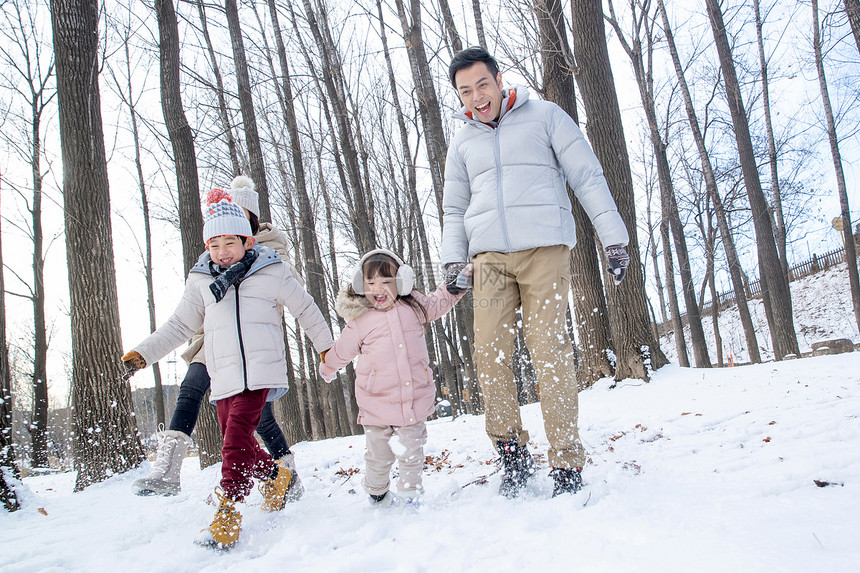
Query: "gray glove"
444 262 470 295
605 245 630 285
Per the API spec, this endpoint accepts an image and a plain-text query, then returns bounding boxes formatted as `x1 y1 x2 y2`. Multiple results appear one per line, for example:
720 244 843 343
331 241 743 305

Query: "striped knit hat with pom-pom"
202 188 252 244
230 175 260 217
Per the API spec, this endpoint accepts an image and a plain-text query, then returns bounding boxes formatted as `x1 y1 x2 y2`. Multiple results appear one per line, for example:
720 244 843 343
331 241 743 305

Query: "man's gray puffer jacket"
440 86 629 266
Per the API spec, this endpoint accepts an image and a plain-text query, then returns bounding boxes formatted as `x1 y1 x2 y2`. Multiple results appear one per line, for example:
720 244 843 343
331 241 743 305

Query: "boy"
123 191 333 547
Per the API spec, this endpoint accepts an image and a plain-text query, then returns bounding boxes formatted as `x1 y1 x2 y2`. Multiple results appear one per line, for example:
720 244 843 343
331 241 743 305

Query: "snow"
2 351 859 571
660 262 860 364
3 264 860 572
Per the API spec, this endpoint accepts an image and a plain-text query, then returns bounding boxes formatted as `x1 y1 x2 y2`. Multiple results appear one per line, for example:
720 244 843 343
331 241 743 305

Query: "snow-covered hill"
660 262 859 364
2 350 859 572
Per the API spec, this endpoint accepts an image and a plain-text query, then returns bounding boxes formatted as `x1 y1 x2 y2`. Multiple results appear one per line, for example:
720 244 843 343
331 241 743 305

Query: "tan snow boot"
259 462 292 512
199 489 242 549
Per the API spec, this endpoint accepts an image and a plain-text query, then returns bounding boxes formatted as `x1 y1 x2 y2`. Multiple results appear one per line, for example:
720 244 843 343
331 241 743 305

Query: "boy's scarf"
208 248 259 303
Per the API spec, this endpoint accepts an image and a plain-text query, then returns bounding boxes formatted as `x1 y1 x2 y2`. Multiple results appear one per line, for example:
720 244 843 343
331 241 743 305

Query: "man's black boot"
550 467 583 497
497 440 536 498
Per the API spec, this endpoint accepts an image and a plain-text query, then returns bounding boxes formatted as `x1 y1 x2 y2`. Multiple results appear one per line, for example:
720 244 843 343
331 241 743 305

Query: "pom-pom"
206 188 233 205
231 175 255 191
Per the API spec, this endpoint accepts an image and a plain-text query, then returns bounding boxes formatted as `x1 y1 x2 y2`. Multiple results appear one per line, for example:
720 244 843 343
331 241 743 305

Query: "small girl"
122 191 333 548
320 249 467 506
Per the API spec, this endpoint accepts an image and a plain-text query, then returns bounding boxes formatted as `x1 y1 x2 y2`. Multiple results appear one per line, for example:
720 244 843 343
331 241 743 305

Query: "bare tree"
570 0 668 380
0 0 56 467
195 0 241 176
845 0 860 55
154 0 205 275
224 0 272 221
704 0 799 360
0 168 20 511
532 0 617 385
656 0 760 363
473 0 488 49
262 0 356 435
108 12 166 428
438 0 463 52
606 0 710 367
812 0 860 332
49 0 144 490
154 0 221 469
753 0 789 287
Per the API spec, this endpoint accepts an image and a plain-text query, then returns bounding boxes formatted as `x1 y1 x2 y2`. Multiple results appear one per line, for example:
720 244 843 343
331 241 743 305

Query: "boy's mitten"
444 262 469 295
121 351 146 377
605 245 630 285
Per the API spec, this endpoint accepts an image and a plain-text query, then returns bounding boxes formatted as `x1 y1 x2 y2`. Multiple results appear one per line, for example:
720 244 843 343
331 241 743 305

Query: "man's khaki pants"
472 245 585 468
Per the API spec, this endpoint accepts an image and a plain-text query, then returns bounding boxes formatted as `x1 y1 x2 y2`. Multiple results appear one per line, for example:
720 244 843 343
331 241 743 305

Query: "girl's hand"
318 363 335 383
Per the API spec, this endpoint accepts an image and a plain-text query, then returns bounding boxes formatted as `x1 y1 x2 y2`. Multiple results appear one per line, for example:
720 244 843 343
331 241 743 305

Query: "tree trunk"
570 0 668 380
645 182 668 326
753 0 789 289
196 0 241 175
267 0 355 436
0 189 20 511
225 0 272 222
657 0 760 363
294 0 376 253
50 0 145 490
535 0 615 384
813 0 860 333
120 36 166 428
472 0 487 49
154 0 205 276
705 0 799 360
845 0 860 56
154 0 220 467
606 0 710 367
393 0 449 223
438 0 463 53
661 218 689 366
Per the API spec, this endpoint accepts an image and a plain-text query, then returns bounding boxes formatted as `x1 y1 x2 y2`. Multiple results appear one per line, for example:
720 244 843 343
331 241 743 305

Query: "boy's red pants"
216 388 275 501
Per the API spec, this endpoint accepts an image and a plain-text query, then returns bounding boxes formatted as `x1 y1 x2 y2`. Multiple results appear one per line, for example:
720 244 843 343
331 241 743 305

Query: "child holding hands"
122 190 333 548
319 249 468 507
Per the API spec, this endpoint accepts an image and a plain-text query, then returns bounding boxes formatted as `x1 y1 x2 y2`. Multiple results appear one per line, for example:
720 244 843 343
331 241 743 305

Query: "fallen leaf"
814 479 844 488
38 508 47 516
763 437 771 442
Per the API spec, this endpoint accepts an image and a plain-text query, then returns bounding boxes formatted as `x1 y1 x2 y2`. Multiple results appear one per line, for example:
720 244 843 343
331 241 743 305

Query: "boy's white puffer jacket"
180 222 303 366
440 86 629 266
134 245 333 402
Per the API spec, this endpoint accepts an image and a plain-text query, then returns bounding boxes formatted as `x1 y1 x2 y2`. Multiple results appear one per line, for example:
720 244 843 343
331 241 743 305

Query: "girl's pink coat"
321 286 463 427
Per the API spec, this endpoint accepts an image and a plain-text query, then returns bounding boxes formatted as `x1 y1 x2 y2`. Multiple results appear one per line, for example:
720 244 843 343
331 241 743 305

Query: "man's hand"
605 245 630 285
444 262 470 295
121 350 146 379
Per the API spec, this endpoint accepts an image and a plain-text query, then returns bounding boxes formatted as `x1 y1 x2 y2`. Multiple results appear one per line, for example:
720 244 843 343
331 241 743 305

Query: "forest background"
1 0 858 497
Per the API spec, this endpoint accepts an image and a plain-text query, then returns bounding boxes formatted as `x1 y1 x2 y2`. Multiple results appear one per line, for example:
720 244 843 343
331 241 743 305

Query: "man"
440 47 630 498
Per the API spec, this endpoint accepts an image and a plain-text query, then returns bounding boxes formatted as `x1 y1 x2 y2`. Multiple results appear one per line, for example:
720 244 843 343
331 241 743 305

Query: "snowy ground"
3 350 860 572
660 262 860 364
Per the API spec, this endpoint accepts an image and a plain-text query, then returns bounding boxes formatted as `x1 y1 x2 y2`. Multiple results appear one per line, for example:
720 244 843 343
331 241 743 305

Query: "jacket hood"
335 288 372 321
256 222 288 251
453 85 530 124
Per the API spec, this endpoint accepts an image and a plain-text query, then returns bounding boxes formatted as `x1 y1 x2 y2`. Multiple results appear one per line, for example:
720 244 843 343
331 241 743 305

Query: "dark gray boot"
497 440 536 498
